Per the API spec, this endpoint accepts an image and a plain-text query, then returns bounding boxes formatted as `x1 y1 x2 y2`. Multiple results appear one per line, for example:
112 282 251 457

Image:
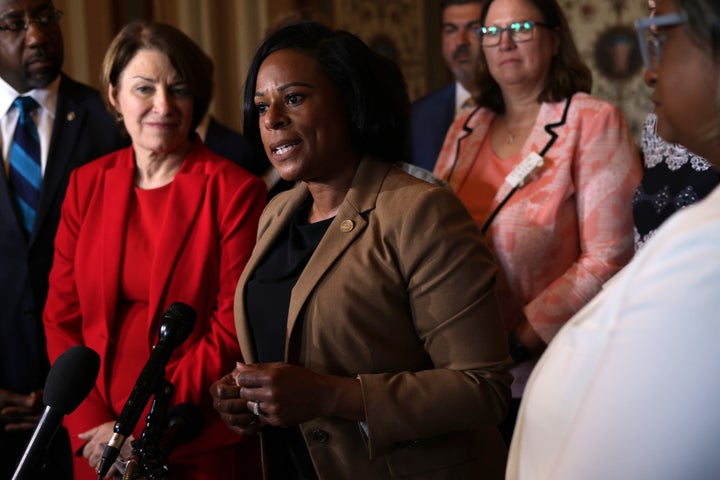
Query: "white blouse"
508 186 720 480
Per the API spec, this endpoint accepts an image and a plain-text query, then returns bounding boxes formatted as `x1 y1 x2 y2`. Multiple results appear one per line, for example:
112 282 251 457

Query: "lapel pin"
340 219 354 233
66 111 76 121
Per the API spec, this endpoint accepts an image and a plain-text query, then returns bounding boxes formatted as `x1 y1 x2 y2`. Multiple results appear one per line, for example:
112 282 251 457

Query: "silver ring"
252 401 260 416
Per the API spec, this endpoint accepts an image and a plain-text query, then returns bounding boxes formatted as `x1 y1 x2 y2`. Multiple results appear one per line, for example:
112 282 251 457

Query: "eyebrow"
255 81 313 97
442 19 482 28
130 75 185 84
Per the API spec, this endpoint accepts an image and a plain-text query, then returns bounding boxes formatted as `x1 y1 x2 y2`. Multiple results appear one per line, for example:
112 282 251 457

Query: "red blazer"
43 139 266 467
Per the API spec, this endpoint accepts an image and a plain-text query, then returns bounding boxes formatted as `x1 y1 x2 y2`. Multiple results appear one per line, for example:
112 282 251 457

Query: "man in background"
0 0 125 477
410 0 484 171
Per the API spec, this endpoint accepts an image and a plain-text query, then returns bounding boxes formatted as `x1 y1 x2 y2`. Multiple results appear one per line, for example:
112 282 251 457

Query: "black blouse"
633 113 720 250
245 199 331 480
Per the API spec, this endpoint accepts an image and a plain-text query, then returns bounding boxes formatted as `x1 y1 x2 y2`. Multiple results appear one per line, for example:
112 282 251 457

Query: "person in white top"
507 0 720 478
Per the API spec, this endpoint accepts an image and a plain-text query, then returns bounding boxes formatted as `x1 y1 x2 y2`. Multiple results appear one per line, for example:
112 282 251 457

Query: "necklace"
499 116 516 145
499 116 535 145
504 120 516 145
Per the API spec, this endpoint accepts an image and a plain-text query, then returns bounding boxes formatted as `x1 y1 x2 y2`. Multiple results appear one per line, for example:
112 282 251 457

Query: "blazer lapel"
446 108 493 191
523 101 559 163
101 160 134 340
493 101 565 205
451 102 563 208
235 185 310 363
0 161 25 242
31 76 85 246
285 159 387 356
147 171 205 334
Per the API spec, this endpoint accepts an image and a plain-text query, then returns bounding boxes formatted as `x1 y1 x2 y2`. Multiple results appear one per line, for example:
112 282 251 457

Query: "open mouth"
272 140 301 155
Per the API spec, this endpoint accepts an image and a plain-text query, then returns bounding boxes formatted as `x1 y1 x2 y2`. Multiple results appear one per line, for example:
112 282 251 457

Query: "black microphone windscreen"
43 345 100 415
166 402 203 443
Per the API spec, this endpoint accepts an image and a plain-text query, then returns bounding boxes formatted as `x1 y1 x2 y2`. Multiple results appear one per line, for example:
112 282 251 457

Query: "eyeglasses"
635 12 687 70
478 20 552 47
0 9 63 32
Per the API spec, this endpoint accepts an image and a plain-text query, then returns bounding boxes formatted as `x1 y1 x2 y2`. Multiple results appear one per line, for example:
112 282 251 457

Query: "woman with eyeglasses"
632 0 720 251
506 0 720 478
433 0 642 443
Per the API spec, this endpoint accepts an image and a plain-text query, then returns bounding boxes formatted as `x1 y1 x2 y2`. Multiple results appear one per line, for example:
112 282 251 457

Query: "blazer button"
310 428 330 444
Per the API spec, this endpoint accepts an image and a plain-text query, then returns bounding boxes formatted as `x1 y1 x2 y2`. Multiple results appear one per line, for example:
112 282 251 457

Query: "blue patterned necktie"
8 96 42 234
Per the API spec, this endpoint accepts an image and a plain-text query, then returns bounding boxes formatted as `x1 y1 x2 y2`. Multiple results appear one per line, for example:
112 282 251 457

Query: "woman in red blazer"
43 22 265 480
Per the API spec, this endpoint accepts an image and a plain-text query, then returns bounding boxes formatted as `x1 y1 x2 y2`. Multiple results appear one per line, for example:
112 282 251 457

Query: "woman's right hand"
78 420 133 479
210 372 263 436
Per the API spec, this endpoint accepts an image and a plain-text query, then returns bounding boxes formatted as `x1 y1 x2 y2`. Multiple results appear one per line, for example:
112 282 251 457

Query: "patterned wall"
331 0 651 144
334 0 430 102
562 0 650 141
55 0 652 141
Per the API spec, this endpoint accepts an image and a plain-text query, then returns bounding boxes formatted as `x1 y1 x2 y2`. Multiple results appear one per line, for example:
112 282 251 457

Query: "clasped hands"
211 362 352 436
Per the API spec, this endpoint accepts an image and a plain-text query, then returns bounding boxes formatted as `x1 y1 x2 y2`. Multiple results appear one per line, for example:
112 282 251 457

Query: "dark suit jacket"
204 116 269 177
0 74 126 392
204 116 294 198
234 158 512 479
409 83 456 172
0 74 126 478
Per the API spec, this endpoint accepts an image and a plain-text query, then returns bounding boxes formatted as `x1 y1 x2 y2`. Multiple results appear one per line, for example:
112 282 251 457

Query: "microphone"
112 402 203 476
12 345 100 480
160 402 203 456
97 302 196 479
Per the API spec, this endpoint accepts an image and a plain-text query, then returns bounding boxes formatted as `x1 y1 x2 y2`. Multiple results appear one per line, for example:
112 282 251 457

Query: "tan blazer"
234 158 512 479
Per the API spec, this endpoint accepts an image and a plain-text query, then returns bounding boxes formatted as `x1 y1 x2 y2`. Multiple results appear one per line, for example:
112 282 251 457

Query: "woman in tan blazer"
211 21 512 479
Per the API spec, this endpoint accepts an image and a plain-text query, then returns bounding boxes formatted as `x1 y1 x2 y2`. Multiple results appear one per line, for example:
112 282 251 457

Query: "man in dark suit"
202 114 269 177
410 0 484 171
0 1 126 477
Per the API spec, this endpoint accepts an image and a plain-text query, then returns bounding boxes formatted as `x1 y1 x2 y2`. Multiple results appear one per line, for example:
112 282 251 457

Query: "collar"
455 82 473 115
0 74 60 118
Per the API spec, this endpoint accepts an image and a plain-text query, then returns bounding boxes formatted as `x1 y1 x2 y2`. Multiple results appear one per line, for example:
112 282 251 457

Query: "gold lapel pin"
340 219 354 233
66 111 76 121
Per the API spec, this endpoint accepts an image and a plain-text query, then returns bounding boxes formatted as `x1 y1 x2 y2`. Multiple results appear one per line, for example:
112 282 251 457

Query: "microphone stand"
122 380 174 480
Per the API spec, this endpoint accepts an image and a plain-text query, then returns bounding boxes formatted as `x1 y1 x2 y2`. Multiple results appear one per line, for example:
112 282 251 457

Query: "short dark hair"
441 0 485 11
101 21 213 132
242 21 410 164
474 0 592 113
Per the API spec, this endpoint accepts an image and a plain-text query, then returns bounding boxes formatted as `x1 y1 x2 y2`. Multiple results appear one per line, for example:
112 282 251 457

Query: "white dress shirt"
0 75 59 177
454 82 473 117
508 185 720 480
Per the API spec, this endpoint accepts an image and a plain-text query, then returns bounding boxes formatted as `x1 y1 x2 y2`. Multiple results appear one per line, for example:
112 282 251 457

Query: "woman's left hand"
234 362 363 427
